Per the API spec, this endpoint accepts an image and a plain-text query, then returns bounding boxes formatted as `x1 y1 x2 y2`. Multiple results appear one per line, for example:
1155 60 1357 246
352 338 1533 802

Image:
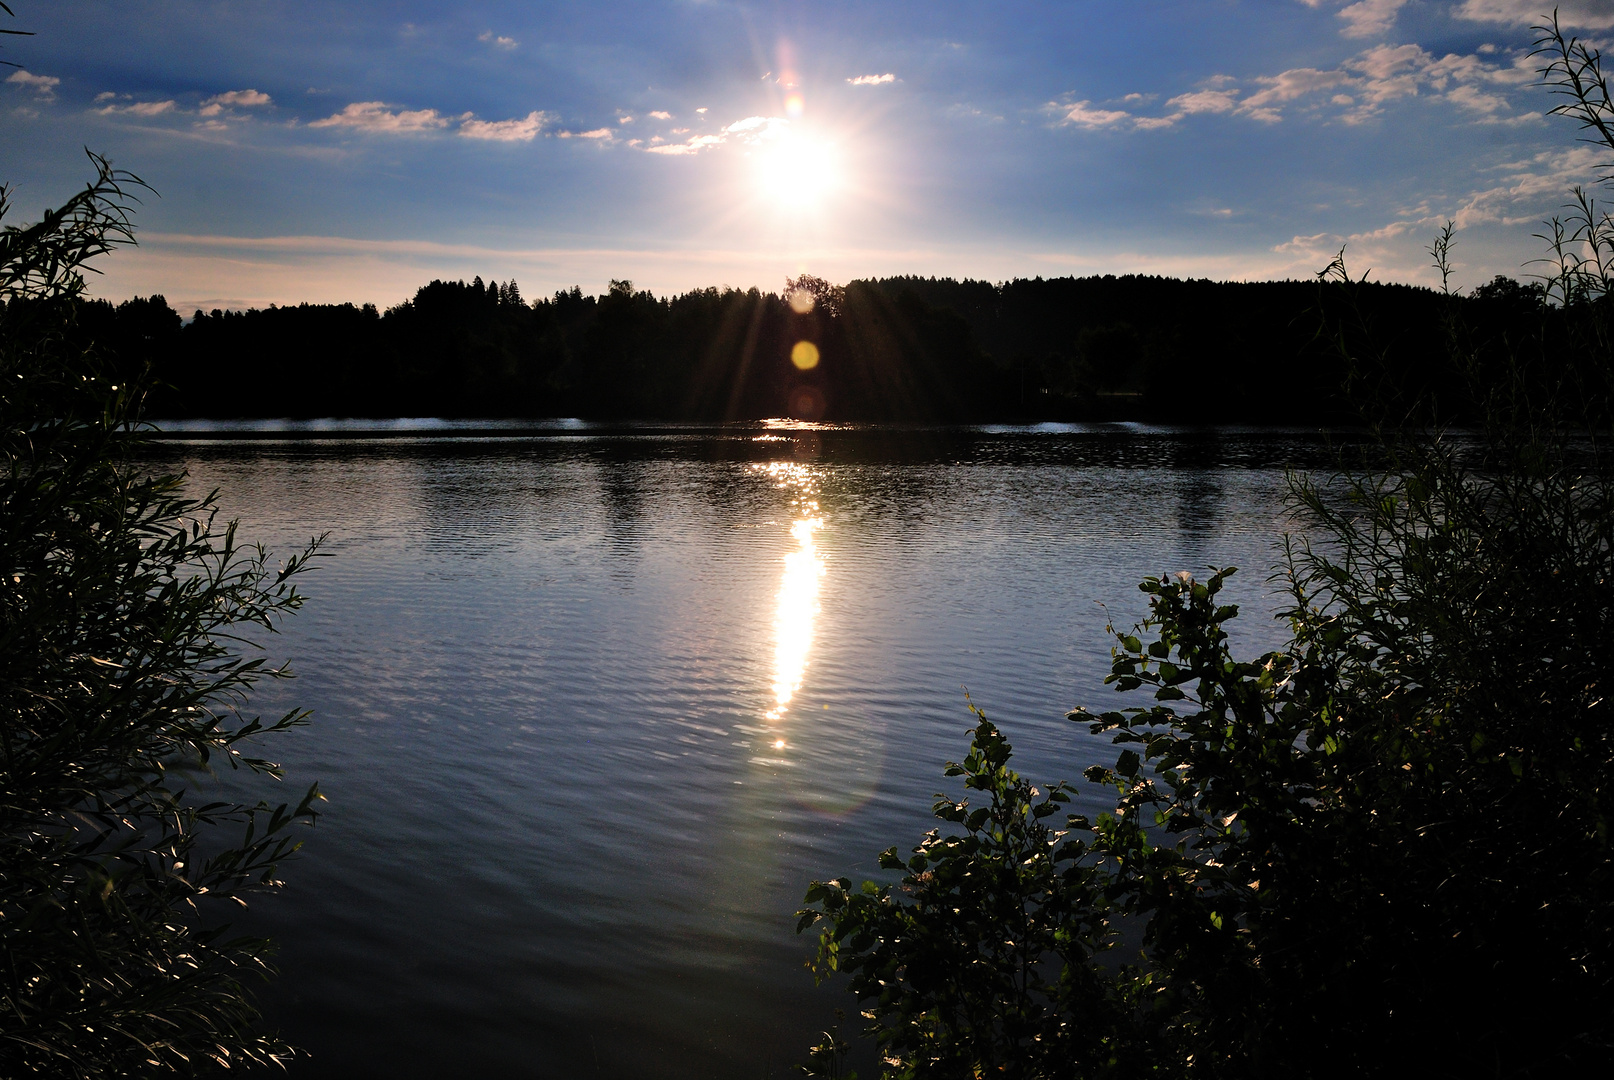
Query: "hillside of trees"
75 271 1548 424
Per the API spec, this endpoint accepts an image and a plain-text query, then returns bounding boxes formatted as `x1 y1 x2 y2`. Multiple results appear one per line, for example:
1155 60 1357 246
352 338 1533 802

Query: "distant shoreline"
143 418 1367 441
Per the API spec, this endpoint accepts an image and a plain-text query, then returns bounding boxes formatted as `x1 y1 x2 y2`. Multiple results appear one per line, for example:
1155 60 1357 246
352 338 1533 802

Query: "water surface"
149 423 1330 1079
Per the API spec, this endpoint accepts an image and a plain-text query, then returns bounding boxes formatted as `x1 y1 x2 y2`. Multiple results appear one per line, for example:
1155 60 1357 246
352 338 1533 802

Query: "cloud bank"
1070 37 1539 133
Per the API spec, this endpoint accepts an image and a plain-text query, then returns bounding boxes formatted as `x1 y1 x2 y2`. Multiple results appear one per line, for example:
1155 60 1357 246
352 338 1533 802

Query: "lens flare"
791 340 820 370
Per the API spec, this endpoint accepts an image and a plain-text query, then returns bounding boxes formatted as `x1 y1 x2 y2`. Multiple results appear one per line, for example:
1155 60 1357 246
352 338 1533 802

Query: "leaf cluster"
800 711 1127 1080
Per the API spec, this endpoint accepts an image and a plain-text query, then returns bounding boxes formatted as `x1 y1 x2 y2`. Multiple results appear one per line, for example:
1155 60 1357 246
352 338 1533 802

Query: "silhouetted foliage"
1 152 321 1073
111 270 1492 424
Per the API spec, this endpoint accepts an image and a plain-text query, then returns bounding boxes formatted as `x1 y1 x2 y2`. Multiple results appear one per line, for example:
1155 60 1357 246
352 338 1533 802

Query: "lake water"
147 422 1335 1079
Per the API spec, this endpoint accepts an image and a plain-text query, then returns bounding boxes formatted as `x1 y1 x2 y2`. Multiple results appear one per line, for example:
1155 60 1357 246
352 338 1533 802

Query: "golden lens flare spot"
791 340 820 370
774 739 787 749
788 289 815 315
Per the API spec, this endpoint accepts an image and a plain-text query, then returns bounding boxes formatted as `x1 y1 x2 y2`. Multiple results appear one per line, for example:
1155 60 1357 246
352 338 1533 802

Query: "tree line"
77 270 1553 425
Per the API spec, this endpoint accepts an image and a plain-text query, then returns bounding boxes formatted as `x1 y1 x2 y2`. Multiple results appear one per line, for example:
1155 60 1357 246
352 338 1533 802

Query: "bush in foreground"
0 154 322 1074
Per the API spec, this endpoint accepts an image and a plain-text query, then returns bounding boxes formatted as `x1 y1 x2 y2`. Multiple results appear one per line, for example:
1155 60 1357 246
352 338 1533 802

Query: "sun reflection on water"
758 462 824 727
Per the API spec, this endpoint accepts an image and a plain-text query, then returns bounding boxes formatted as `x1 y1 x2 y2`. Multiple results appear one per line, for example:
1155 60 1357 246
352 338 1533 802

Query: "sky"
3 0 1613 313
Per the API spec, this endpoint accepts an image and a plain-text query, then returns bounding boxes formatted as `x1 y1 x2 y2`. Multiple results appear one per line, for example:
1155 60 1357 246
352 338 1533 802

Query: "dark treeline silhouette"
71 271 1551 423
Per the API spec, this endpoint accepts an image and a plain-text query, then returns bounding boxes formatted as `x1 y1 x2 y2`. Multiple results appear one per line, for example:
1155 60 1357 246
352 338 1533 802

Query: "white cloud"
1479 109 1544 126
310 101 450 133
199 88 272 117
478 30 518 49
847 73 896 86
1127 37 1539 129
207 89 272 108
1446 83 1510 114
458 110 551 141
559 127 613 140
93 89 553 146
1456 0 1614 29
1054 100 1130 128
1451 145 1605 226
648 110 673 120
97 99 177 117
1337 0 1409 39
1243 67 1354 109
1422 50 1504 87
6 70 60 101
1275 231 1343 256
640 112 788 155
1166 88 1241 114
726 114 789 140
1346 43 1427 112
645 134 724 155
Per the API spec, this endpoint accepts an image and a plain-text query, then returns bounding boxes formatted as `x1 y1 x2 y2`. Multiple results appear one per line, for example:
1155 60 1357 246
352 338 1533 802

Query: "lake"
147 422 1335 1079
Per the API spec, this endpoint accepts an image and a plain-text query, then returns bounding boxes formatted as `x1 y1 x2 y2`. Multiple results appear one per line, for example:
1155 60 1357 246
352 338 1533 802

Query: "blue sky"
3 0 1612 312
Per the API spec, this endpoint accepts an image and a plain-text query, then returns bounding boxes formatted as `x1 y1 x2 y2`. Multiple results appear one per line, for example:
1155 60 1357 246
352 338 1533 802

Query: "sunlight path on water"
760 462 825 750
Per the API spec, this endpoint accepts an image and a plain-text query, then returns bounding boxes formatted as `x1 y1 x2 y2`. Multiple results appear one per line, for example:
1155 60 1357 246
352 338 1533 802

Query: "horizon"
154 267 1433 321
4 1 1610 314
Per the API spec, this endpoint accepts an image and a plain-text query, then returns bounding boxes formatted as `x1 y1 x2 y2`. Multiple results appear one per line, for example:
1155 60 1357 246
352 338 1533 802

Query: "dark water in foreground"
148 422 1334 1079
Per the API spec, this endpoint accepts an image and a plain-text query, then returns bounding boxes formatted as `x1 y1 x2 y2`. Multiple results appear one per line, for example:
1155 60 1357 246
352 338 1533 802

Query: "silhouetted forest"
72 272 1549 423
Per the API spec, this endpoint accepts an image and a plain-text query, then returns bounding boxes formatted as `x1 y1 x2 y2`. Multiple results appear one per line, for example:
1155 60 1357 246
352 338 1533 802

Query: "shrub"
0 155 322 1074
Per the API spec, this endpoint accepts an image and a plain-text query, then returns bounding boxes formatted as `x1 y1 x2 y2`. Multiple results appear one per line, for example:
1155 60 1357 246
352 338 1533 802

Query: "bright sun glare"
754 132 841 212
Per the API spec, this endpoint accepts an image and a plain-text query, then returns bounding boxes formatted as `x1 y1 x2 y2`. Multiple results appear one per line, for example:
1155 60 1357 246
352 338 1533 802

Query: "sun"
752 129 842 213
